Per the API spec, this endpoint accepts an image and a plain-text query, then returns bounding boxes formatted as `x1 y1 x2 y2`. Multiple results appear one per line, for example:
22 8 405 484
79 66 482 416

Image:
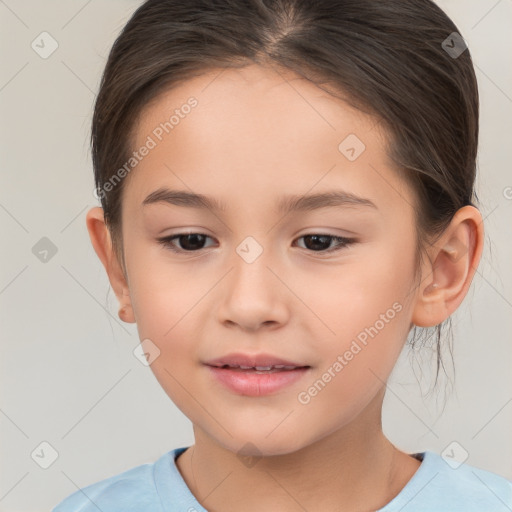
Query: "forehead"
133 64 377 147
125 64 413 217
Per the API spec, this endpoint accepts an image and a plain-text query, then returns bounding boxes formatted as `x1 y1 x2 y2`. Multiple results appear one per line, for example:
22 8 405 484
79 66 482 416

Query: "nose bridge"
230 233 276 295
216 232 289 329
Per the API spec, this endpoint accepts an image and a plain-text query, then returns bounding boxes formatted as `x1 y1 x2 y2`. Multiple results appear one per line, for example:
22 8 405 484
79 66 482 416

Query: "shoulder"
51 448 185 512
426 451 512 508
382 450 512 511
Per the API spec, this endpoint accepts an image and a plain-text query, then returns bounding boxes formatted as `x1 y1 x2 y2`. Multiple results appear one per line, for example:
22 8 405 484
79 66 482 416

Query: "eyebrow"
142 187 378 214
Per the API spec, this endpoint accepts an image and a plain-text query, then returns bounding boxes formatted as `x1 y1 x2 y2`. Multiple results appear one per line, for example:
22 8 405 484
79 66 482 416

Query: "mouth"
207 363 310 373
204 352 310 370
204 358 311 396
203 353 311 395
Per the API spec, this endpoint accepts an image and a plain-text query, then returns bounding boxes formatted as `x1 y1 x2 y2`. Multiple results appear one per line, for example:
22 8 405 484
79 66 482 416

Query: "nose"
216 241 290 332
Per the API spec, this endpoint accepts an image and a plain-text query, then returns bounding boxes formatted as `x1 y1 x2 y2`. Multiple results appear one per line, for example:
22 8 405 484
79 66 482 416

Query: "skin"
86 64 484 511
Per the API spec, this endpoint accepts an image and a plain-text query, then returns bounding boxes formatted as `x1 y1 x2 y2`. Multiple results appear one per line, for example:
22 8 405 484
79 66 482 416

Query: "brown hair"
91 0 480 393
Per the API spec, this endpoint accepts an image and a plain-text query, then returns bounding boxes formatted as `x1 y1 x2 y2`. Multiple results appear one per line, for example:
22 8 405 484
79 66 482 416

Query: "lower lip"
205 365 310 396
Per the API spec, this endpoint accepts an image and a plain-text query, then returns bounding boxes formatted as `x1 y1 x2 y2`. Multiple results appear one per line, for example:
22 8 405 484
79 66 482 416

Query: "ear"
411 205 484 327
85 207 136 323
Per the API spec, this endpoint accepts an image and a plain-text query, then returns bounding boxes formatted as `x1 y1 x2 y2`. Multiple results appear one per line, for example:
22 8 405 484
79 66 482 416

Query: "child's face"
119 64 422 455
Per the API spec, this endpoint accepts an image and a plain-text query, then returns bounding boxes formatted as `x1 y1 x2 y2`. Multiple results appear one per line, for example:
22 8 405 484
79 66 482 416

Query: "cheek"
296 293 408 428
130 273 205 416
126 241 206 333
300 254 411 338
301 255 413 385
126 273 207 411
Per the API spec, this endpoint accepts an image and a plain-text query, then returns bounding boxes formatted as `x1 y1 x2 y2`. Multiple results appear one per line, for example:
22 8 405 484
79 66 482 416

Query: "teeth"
216 364 301 370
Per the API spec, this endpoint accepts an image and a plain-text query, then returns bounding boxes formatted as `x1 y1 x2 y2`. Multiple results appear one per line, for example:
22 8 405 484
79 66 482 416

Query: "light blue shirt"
52 446 512 511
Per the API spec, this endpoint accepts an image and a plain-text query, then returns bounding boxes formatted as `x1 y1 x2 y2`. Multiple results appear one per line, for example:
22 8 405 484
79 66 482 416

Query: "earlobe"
411 205 484 328
86 207 135 323
118 303 136 323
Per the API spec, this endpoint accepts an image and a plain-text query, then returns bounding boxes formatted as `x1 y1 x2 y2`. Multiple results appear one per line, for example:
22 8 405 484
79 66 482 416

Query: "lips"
205 353 311 396
211 364 300 372
204 352 309 371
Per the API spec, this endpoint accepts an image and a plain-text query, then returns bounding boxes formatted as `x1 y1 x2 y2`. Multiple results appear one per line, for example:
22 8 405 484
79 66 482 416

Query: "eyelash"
156 232 356 256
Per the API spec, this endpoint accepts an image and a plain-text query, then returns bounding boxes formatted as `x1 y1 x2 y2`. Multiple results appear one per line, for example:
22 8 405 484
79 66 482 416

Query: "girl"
53 0 512 510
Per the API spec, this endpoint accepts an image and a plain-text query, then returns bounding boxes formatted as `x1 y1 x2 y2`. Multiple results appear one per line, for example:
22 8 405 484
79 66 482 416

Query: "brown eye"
157 233 215 253
156 232 355 255
294 234 355 254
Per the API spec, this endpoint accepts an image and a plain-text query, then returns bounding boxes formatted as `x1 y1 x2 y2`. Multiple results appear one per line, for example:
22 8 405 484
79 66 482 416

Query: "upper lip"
204 352 309 369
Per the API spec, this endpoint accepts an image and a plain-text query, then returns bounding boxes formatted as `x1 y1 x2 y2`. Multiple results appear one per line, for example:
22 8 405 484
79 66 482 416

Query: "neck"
176 389 421 512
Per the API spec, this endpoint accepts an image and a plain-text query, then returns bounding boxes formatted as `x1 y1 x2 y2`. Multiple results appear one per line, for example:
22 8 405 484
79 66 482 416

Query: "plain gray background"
1 1 511 510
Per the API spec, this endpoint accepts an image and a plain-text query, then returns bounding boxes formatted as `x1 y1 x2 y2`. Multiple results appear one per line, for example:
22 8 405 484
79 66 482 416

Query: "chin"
218 432 308 459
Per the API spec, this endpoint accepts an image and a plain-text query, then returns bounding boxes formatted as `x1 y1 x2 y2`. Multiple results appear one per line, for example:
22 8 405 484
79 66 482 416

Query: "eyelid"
156 231 357 256
156 232 215 254
295 234 356 257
